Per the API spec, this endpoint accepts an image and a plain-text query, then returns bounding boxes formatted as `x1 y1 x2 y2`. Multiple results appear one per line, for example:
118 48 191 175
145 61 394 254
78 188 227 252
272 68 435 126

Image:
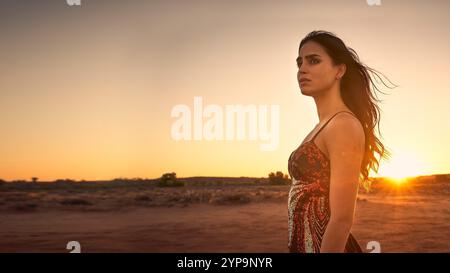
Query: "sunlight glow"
375 150 429 181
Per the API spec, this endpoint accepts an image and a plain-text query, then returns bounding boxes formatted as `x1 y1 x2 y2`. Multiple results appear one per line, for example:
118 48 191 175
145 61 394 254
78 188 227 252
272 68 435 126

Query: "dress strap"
310 111 356 142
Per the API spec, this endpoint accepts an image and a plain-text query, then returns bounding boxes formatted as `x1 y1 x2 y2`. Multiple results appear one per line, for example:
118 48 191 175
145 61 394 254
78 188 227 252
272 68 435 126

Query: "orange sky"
1 0 450 181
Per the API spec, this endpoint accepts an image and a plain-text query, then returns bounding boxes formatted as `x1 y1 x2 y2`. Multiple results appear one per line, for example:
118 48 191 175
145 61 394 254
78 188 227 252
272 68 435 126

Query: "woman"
287 30 394 253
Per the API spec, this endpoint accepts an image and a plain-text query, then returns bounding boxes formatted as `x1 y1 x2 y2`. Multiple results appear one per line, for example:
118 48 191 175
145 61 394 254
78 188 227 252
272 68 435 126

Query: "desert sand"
0 179 449 253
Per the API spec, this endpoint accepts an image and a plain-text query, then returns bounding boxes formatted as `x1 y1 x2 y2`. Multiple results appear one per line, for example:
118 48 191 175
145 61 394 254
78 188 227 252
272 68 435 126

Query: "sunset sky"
1 0 450 181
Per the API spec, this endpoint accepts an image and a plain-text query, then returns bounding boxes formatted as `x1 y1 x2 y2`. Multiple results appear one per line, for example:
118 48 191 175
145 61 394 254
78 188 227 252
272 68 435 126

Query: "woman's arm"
320 114 365 253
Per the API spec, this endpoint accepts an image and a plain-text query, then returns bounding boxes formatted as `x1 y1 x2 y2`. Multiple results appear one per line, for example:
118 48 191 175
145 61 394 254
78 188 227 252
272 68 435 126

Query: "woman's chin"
300 87 313 96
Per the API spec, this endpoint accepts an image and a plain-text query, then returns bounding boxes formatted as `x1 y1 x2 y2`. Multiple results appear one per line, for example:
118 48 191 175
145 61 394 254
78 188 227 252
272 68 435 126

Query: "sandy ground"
0 183 449 253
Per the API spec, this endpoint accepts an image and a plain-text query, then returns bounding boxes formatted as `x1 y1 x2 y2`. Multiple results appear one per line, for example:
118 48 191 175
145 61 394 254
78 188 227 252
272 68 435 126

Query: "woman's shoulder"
322 112 365 150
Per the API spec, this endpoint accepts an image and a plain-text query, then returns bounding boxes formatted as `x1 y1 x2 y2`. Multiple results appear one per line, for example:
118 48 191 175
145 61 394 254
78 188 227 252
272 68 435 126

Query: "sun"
389 177 410 186
373 149 429 181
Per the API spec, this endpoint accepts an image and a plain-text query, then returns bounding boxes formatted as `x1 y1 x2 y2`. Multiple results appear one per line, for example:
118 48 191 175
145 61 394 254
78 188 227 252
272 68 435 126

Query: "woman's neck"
313 86 349 123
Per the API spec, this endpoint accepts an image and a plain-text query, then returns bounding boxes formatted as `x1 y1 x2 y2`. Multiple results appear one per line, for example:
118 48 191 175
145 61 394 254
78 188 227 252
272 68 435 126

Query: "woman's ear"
336 64 347 79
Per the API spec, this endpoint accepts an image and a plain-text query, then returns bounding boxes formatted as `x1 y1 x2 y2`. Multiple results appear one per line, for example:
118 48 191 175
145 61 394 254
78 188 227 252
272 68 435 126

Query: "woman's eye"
296 59 319 68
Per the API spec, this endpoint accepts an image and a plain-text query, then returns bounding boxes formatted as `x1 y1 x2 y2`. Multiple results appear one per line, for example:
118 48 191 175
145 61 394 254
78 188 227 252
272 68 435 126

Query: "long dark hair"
299 30 396 189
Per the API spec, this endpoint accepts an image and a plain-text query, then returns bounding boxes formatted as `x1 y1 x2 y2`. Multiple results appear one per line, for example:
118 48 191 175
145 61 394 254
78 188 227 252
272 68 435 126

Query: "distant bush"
111 177 154 184
10 203 38 212
253 178 264 184
157 172 185 187
60 198 93 206
54 179 76 184
135 195 152 202
12 180 27 183
268 171 290 185
209 193 251 205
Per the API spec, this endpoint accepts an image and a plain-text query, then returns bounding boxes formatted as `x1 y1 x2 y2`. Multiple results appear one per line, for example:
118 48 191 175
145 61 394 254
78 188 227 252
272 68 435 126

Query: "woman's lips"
300 80 310 86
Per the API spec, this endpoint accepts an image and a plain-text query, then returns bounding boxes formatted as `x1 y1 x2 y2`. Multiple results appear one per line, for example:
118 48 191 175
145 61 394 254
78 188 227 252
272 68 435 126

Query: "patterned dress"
287 111 362 253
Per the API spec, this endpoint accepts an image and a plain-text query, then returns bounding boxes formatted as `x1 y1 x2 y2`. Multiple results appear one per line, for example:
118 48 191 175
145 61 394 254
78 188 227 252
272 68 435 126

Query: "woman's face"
297 41 345 96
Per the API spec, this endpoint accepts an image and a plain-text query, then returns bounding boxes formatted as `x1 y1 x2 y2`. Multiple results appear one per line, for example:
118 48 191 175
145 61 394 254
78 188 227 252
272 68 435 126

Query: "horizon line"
1 172 450 183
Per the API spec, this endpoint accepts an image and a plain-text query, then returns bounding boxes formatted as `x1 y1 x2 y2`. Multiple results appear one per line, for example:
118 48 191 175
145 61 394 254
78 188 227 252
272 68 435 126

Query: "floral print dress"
287 111 363 253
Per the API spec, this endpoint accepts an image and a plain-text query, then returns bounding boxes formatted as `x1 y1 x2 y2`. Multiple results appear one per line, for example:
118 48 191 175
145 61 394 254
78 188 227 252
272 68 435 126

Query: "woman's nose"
298 68 307 77
298 64 308 74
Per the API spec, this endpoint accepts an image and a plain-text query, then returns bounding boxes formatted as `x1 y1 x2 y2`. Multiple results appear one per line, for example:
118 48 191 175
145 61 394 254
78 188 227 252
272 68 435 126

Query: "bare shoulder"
322 112 365 155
